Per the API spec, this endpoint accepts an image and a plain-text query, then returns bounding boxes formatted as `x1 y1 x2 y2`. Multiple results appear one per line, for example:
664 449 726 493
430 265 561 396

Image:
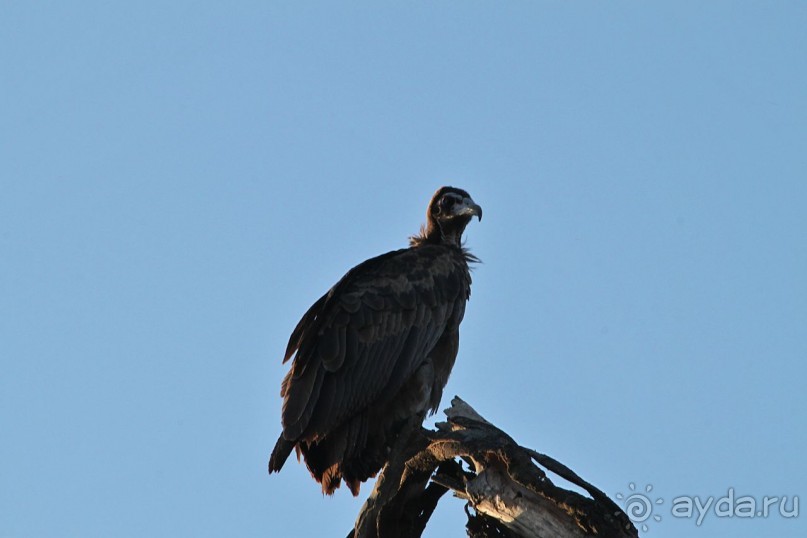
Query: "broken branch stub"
349 397 638 538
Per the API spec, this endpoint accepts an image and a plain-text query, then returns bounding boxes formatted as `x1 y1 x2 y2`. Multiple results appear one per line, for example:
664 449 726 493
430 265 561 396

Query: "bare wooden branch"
348 397 638 538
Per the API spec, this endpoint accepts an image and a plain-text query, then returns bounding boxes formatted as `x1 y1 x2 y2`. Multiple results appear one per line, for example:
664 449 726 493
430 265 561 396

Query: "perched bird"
268 186 482 495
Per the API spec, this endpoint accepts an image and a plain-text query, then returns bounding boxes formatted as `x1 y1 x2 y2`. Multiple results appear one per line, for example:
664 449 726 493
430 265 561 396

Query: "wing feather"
279 245 470 446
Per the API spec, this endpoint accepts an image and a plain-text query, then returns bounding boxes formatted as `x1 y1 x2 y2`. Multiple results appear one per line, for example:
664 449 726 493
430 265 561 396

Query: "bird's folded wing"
279 247 467 441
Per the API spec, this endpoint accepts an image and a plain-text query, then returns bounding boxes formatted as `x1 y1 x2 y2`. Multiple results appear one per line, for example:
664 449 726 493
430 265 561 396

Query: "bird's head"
411 186 482 247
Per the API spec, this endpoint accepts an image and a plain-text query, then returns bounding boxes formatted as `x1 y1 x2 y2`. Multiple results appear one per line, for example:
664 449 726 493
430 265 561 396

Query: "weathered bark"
348 397 638 538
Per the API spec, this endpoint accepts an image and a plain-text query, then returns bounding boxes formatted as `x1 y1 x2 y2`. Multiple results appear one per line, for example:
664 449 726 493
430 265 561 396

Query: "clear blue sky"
2 2 805 537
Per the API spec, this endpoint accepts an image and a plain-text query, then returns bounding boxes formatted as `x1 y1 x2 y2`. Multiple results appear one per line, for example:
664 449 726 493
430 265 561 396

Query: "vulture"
268 186 482 495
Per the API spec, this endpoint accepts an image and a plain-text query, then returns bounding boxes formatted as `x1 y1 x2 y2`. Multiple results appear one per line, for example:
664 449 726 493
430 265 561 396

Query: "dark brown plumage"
268 186 482 495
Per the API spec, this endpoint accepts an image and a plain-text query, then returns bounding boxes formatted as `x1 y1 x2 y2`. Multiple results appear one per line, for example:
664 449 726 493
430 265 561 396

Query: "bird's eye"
440 196 456 210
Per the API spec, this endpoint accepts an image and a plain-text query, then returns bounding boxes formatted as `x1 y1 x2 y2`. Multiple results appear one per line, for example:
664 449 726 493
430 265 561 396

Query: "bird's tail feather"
268 435 295 474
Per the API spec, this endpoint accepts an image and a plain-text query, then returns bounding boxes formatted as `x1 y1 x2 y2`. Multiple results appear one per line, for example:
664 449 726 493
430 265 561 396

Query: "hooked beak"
458 197 483 221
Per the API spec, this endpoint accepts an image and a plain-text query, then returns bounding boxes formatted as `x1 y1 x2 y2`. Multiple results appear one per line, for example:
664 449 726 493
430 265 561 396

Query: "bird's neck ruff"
409 215 473 249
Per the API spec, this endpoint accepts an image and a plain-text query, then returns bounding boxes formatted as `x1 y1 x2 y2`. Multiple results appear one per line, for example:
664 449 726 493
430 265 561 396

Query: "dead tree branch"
348 397 638 538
